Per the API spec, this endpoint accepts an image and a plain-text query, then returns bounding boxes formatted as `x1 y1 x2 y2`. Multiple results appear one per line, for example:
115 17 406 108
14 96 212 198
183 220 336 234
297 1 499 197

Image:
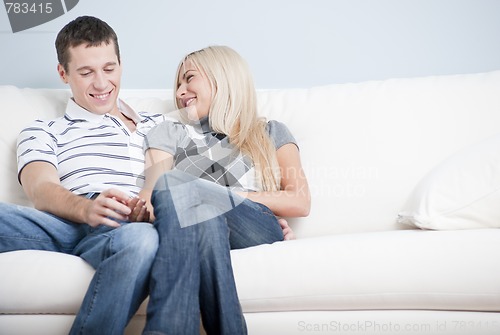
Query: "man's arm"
20 161 133 228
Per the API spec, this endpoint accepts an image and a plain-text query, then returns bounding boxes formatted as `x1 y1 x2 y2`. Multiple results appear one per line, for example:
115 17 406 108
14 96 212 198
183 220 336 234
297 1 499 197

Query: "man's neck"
108 104 137 132
117 111 137 132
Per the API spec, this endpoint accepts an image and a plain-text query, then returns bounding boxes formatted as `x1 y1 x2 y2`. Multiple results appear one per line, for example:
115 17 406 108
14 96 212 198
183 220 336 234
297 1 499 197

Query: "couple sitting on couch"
0 15 310 335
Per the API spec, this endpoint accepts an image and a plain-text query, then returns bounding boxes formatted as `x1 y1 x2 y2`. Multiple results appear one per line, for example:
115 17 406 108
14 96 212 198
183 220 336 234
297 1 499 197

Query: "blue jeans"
0 202 159 335
143 170 284 335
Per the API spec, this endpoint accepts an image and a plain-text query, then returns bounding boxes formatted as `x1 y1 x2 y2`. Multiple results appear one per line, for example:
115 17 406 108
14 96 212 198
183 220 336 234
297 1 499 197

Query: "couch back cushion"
2 71 500 238
254 71 500 237
0 87 70 207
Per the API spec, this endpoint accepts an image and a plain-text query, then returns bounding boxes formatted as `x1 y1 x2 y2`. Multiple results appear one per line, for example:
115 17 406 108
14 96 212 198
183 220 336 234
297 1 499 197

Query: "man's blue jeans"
0 202 159 335
143 170 284 335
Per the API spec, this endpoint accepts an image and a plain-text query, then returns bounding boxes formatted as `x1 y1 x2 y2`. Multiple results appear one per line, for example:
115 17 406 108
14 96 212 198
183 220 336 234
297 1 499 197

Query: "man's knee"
113 222 159 261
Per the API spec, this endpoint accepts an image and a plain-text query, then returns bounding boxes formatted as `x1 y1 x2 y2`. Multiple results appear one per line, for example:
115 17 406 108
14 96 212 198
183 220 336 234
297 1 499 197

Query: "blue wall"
1 0 500 89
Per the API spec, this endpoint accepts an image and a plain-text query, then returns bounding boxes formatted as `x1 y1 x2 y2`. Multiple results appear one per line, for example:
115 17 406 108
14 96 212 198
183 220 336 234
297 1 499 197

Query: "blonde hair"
174 46 280 191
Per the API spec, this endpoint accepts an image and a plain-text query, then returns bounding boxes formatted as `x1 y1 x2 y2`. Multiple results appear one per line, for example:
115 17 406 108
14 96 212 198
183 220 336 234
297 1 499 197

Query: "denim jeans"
0 202 159 335
143 170 284 335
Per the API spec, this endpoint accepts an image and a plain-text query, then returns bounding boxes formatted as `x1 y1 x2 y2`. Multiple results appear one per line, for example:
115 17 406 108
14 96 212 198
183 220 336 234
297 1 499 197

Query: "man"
0 16 164 334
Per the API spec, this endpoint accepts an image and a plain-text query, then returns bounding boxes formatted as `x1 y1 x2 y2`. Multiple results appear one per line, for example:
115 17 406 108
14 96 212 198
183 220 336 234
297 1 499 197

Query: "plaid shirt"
145 116 296 192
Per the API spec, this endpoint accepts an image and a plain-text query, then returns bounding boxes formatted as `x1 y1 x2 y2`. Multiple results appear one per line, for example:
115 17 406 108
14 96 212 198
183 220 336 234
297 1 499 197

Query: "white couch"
1 71 500 335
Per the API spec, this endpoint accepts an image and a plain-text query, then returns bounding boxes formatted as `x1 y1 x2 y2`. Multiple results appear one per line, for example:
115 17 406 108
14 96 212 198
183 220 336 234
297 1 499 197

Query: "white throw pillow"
398 133 500 230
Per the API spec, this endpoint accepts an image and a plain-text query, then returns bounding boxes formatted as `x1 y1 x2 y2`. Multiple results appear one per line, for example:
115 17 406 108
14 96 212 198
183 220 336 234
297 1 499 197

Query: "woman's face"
176 59 212 120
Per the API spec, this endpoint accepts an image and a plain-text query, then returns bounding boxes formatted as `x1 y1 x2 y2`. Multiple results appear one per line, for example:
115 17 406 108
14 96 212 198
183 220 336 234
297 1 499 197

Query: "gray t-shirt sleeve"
145 119 297 154
144 120 184 155
267 120 298 150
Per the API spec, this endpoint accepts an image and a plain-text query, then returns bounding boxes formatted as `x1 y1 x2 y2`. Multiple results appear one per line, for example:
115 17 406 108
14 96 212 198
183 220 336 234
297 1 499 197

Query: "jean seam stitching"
78 260 102 334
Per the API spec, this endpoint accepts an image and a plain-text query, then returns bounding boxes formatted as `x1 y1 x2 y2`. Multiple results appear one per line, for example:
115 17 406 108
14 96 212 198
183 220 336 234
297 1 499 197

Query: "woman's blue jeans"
0 202 159 335
143 170 284 335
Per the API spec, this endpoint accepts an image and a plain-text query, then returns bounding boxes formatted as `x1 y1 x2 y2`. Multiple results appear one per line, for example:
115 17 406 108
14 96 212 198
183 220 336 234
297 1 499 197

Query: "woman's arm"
243 143 311 218
135 148 174 221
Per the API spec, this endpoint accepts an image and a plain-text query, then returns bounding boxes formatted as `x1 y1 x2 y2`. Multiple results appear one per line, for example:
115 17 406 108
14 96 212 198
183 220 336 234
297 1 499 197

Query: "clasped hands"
85 189 295 240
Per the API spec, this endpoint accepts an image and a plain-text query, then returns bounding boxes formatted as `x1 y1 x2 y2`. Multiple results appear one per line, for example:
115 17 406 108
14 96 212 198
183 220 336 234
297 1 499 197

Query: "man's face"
58 42 122 116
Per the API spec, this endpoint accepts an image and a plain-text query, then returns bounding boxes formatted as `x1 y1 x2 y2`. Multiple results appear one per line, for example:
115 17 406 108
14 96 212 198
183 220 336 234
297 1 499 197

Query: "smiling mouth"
184 97 195 107
90 90 113 100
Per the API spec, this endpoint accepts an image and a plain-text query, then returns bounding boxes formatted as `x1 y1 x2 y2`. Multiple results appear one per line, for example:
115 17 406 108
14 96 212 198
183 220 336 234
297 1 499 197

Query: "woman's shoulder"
149 118 185 135
266 119 290 133
145 118 188 152
265 120 297 149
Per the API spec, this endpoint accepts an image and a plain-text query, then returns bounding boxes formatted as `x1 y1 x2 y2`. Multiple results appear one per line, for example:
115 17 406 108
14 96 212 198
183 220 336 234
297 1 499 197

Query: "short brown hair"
55 16 120 72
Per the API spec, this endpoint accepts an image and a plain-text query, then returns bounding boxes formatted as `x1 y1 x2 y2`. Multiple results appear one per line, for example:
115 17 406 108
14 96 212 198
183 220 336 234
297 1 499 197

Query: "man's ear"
57 64 68 84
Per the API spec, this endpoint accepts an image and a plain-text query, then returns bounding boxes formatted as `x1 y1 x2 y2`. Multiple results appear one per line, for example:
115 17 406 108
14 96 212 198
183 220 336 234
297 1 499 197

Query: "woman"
140 46 310 335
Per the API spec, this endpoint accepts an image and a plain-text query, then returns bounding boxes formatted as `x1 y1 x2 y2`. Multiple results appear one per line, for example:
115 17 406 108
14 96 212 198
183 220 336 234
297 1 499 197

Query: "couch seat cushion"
0 250 93 314
1 230 499 315
232 229 500 312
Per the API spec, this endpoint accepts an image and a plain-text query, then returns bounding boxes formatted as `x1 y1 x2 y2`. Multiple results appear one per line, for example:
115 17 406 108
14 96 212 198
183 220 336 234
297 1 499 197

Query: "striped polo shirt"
17 98 166 197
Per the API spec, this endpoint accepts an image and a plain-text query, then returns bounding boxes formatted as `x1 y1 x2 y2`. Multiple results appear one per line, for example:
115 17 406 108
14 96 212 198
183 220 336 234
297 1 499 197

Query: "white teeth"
185 98 195 106
93 92 110 100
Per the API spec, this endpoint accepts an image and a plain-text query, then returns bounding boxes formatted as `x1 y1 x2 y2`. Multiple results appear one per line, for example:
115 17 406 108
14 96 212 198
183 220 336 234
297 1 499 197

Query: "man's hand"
84 189 133 228
127 197 151 223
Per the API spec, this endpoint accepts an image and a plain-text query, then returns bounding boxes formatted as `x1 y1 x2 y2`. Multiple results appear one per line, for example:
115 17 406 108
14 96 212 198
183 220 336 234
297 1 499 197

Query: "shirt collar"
197 116 227 140
199 115 211 134
64 98 145 124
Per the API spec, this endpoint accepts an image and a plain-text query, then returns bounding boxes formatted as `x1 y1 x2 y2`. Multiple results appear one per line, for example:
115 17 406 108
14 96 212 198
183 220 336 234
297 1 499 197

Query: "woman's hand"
278 218 296 240
127 197 151 223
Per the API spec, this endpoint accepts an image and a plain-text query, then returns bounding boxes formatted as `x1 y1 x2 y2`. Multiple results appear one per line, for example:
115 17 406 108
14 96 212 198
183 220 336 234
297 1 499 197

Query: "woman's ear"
57 64 68 84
